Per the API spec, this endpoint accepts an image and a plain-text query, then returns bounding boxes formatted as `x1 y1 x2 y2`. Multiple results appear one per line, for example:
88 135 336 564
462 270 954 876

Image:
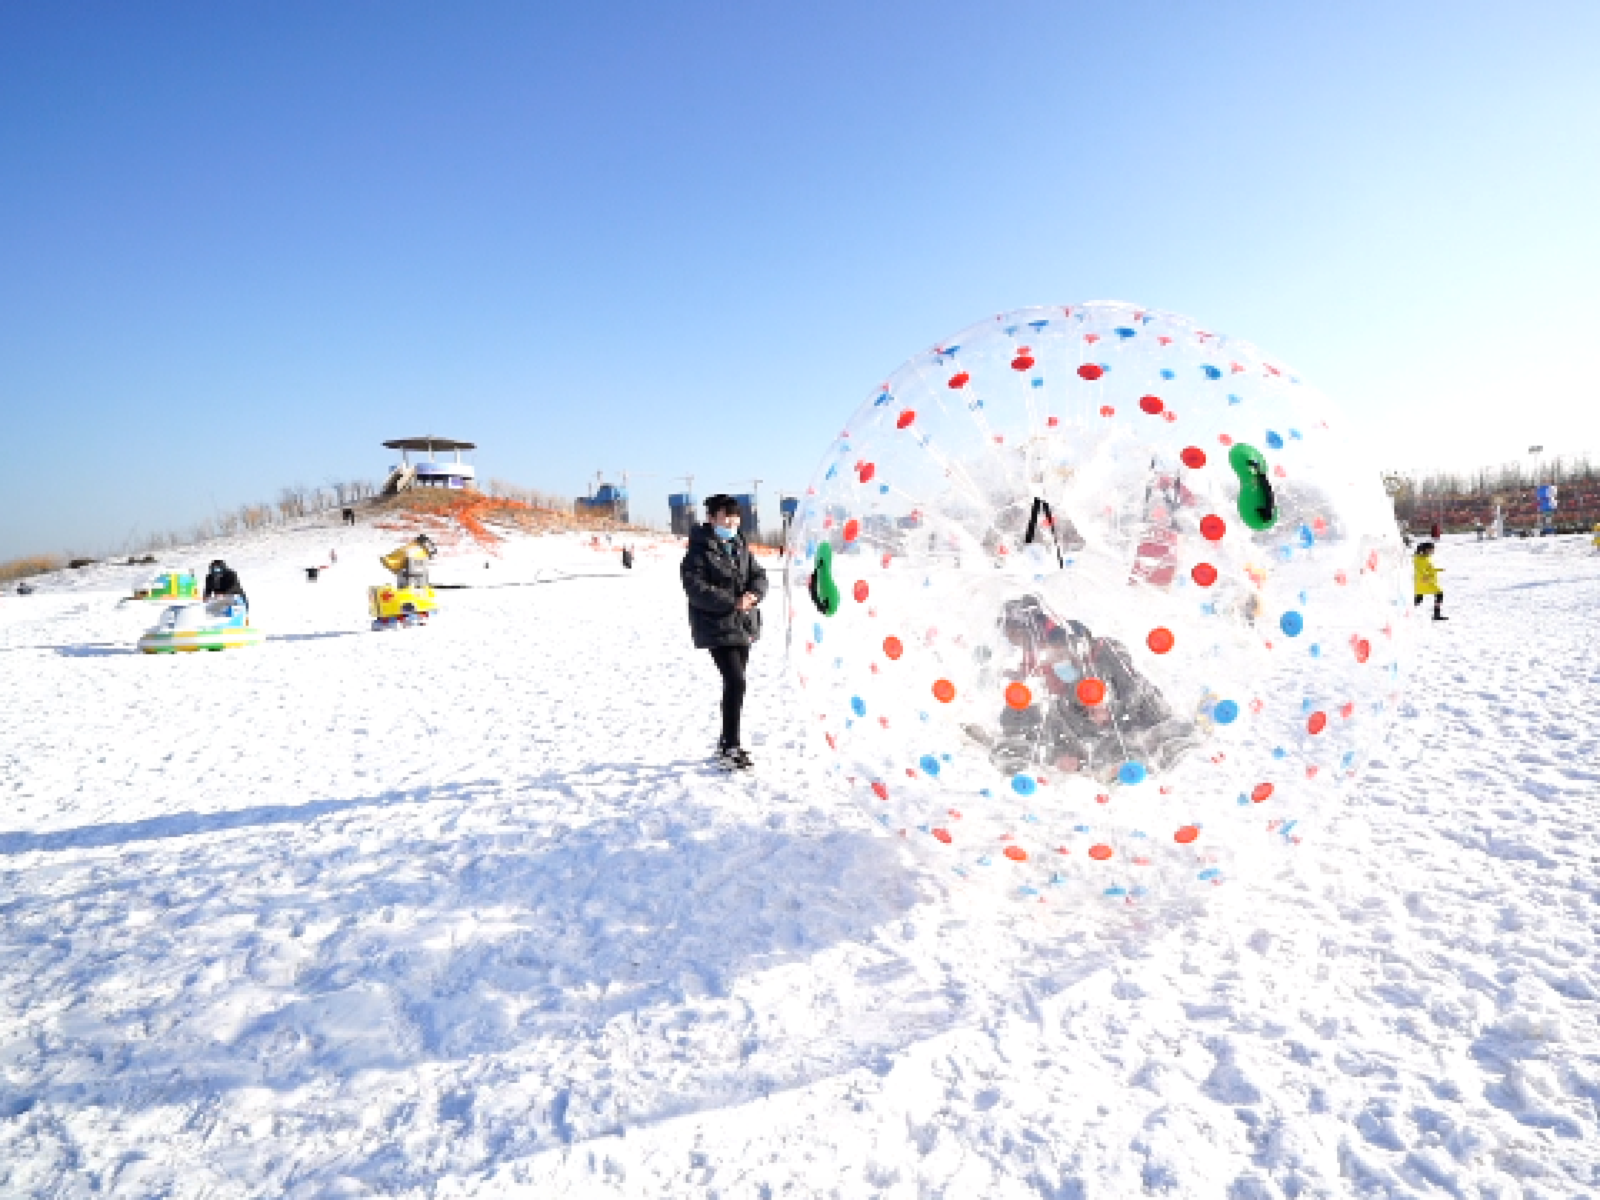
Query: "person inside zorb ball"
786 302 1412 906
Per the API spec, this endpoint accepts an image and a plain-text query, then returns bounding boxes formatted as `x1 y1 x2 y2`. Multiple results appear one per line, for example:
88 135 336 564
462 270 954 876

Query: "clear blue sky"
3 1 1597 557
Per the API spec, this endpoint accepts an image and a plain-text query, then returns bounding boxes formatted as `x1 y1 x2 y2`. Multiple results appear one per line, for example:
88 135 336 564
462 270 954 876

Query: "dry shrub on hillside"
1 554 65 584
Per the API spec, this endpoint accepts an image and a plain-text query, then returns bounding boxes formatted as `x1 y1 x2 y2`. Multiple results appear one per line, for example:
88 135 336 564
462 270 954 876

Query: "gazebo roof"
383 436 476 452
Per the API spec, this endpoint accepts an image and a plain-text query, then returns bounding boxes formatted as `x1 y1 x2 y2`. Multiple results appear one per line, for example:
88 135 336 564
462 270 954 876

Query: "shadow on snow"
0 780 947 1191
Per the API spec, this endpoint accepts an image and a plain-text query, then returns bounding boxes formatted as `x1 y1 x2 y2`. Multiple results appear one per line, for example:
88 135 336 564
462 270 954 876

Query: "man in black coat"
203 559 247 610
681 494 768 769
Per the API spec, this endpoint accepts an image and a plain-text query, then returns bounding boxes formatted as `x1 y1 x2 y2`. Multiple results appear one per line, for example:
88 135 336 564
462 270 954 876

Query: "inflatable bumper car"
138 599 264 653
129 571 198 602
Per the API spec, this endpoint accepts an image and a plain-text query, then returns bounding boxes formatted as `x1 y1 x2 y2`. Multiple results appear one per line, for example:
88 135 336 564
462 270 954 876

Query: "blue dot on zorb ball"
814 623 824 643
1309 644 1321 658
1115 326 1136 339
851 696 866 717
1202 365 1222 380
1280 611 1305 637
920 755 940 776
1266 430 1284 449
1160 369 1175 380
879 484 889 494
1227 393 1242 406
1213 699 1239 724
1118 761 1147 785
1012 774 1038 796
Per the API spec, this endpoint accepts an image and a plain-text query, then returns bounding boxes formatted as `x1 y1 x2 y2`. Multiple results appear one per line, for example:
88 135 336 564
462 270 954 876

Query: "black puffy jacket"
204 566 245 602
680 524 768 649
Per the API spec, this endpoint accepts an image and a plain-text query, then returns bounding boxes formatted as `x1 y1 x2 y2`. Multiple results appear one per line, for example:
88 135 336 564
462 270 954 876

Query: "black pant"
1414 592 1443 612
709 646 750 749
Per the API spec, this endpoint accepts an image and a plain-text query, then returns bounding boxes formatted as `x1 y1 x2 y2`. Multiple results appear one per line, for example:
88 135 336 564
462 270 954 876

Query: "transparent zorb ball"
785 302 1411 908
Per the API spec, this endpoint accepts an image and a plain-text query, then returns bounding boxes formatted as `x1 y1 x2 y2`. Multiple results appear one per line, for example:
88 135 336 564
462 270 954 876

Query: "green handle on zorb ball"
809 540 841 616
1229 443 1278 531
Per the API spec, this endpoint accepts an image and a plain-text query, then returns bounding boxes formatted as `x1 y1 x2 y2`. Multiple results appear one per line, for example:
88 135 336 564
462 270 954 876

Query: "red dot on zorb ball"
853 580 869 603
896 410 916 429
1139 395 1164 415
843 519 860 542
1251 782 1274 803
933 828 952 844
1005 682 1033 709
1146 627 1175 654
1099 405 1115 417
1200 515 1226 540
1076 677 1107 706
1174 826 1200 844
1181 447 1207 468
1088 844 1114 861
933 679 956 703
858 462 876 483
948 371 970 389
1307 711 1327 735
872 781 889 800
1354 638 1371 663
1004 846 1028 862
1078 364 1104 381
1011 355 1035 371
1192 563 1218 586
883 636 903 660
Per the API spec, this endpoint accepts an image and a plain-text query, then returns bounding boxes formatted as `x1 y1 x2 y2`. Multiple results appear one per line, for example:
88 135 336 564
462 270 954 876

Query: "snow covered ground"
2 519 1597 1198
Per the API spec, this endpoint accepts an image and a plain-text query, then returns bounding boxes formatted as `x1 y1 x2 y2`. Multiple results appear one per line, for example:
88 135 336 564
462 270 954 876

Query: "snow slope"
1 521 1597 1198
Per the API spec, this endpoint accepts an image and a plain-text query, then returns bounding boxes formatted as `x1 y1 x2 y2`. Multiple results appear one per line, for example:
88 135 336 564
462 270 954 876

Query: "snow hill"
1 518 1597 1198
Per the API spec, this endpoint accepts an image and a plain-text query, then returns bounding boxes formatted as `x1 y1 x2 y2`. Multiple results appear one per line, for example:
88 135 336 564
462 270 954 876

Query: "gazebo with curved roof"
381 436 477 492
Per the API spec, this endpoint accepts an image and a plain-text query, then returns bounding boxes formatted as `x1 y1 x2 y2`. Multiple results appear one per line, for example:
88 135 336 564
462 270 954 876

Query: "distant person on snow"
681 494 768 770
204 560 247 611
621 545 634 570
1430 520 1442 541
1413 543 1446 622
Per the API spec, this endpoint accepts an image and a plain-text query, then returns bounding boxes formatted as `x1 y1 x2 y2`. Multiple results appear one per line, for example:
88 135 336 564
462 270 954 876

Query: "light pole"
1529 445 1545 534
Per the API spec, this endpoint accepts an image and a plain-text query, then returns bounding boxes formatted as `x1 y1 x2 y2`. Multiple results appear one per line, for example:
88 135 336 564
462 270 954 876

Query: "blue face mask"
713 525 736 541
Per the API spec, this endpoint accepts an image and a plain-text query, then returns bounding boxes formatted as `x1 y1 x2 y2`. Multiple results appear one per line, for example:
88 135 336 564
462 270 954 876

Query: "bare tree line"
481 477 578 513
112 478 380 557
1385 453 1600 528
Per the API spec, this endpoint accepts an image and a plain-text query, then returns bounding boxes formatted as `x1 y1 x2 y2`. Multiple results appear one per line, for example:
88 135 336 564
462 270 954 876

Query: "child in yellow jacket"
1413 542 1446 621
